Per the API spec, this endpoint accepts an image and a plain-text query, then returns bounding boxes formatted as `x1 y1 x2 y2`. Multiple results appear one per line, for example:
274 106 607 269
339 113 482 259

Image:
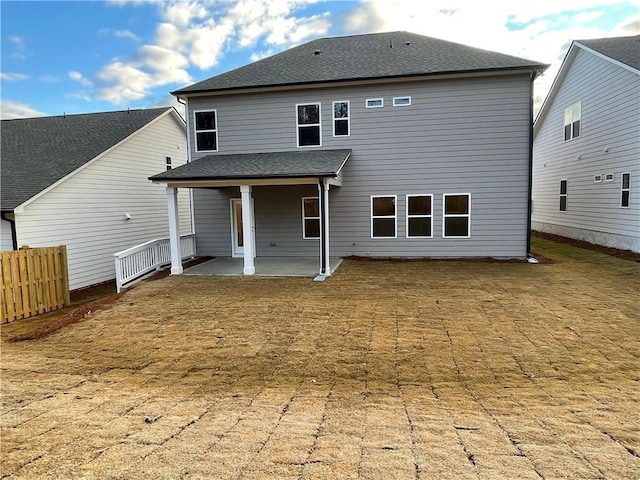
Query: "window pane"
408 217 431 237
572 120 580 138
560 196 567 211
304 198 319 217
564 107 572 125
622 173 630 189
564 124 572 141
334 102 348 118
373 196 395 216
560 180 567 194
196 132 217 151
334 119 349 136
298 104 319 124
305 219 320 238
621 191 630 207
573 102 581 120
373 218 395 237
408 196 431 215
195 111 216 130
444 217 468 237
298 126 320 146
444 195 468 215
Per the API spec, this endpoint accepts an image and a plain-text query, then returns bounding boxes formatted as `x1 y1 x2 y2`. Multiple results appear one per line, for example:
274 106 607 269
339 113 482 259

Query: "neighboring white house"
532 35 640 253
1 107 192 290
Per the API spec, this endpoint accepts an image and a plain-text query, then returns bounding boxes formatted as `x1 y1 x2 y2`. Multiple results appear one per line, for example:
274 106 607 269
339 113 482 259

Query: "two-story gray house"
532 35 639 253
150 31 547 278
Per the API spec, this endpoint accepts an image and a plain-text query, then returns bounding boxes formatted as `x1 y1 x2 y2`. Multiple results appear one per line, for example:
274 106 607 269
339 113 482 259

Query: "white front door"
231 199 255 257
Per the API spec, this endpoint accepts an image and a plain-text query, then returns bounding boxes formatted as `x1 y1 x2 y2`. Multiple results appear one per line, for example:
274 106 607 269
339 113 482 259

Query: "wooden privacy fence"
1 246 71 323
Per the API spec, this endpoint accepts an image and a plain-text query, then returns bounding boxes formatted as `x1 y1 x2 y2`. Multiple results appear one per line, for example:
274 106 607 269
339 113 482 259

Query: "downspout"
319 177 327 276
177 95 196 236
526 70 535 259
1 211 18 250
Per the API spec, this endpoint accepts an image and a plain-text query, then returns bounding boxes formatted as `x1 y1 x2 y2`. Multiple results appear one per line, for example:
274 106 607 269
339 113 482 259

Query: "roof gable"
1 107 182 211
174 31 547 95
534 35 640 136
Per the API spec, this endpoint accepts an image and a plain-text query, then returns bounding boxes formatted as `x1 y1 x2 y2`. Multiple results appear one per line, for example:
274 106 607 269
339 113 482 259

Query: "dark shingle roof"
577 35 640 71
174 31 547 95
1 108 173 210
149 149 351 182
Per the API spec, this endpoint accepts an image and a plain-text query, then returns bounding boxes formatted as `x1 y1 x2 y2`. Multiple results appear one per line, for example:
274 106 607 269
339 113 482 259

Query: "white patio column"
240 185 255 275
323 179 331 276
166 187 183 275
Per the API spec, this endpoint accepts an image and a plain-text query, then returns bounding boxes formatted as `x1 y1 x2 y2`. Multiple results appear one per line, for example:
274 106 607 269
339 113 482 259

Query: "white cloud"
1 101 45 119
8 35 27 60
69 70 94 87
0 73 29 81
40 74 60 83
114 30 141 41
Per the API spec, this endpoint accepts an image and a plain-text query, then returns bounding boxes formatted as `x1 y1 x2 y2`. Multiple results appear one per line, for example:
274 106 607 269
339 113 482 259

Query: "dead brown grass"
1 237 639 479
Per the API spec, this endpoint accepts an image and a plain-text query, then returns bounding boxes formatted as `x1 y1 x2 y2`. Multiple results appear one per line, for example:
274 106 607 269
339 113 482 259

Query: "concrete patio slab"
183 256 343 277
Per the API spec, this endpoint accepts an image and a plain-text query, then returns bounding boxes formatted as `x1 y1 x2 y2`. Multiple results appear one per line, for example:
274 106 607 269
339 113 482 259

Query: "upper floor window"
297 103 321 147
333 101 349 137
166 156 172 170
366 98 383 108
621 173 630 208
443 194 470 237
194 110 218 152
393 96 411 107
564 101 581 141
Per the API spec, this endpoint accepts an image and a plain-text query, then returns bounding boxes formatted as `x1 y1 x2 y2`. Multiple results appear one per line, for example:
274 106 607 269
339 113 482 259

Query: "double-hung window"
559 180 567 211
443 194 470 237
621 173 630 208
297 103 321 147
371 195 396 238
333 101 349 136
302 197 320 238
406 195 432 237
194 110 218 152
564 101 581 141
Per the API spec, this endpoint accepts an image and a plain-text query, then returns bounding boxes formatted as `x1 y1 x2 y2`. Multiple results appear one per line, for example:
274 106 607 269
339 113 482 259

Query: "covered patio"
185 256 343 277
149 149 351 281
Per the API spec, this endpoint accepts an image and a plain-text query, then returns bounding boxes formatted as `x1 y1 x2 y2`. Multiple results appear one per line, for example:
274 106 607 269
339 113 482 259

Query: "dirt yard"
1 237 639 479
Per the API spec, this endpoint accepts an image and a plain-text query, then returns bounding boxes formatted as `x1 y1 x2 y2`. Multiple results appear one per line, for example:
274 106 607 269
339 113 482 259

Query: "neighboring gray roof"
577 35 640 71
174 31 547 95
1 108 177 210
150 149 352 182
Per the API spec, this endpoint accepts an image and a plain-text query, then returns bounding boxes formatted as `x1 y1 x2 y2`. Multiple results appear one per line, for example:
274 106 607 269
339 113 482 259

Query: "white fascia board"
14 108 179 213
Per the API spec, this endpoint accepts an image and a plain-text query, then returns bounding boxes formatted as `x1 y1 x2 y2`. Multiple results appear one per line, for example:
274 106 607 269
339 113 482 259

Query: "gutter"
1 211 18 250
526 71 535 260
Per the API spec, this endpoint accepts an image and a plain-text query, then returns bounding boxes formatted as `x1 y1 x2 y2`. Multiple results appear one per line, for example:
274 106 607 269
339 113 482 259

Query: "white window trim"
366 98 384 108
332 100 350 137
371 195 397 239
302 197 320 239
442 193 471 238
605 173 615 182
594 175 602 183
406 194 433 238
296 102 322 148
559 180 567 212
393 96 411 107
621 173 630 208
194 109 218 153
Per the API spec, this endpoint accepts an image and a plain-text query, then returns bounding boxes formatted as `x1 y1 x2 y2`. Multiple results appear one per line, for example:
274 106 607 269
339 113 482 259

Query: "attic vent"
313 49 321 56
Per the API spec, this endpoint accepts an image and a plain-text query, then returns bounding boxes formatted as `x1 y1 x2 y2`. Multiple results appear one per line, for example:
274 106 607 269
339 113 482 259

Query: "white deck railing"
114 234 196 293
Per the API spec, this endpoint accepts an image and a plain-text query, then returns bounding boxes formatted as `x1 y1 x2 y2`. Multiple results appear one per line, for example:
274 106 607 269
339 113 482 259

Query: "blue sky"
1 0 638 119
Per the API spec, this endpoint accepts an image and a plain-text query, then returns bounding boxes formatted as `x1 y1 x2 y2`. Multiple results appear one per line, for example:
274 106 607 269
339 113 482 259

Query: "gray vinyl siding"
189 74 533 258
1 219 13 251
533 48 640 252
